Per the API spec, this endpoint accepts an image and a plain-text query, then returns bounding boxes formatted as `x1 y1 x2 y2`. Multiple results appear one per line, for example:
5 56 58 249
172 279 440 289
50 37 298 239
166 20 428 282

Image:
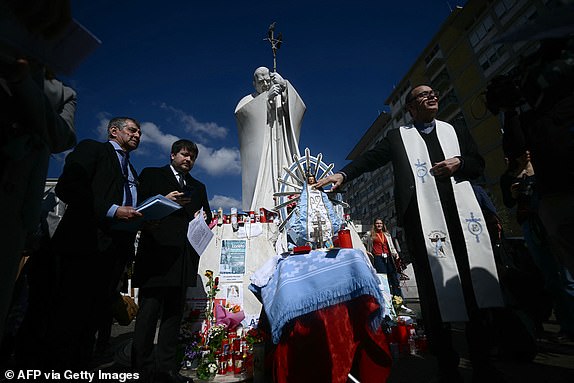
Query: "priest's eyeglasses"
414 90 439 100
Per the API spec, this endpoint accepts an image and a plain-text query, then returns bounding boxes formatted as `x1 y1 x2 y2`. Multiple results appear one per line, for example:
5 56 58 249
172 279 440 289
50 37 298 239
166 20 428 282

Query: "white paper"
187 208 214 256
219 274 244 283
236 222 263 238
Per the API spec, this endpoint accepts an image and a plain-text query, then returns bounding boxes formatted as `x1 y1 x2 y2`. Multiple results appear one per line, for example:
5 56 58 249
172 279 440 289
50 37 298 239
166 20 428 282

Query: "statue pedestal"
185 221 368 328
186 223 278 326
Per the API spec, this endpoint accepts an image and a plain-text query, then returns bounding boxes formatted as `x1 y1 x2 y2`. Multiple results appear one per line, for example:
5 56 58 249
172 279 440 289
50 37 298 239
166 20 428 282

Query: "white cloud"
51 149 72 163
160 103 228 141
139 121 180 152
209 194 242 211
196 144 241 176
95 114 179 153
94 113 240 176
95 112 111 139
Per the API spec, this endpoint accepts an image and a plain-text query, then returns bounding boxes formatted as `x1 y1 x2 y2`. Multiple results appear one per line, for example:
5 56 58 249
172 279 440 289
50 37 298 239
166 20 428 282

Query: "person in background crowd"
0 0 77 346
12 186 68 368
498 35 574 276
500 150 574 342
315 85 505 383
363 218 412 314
42 117 142 370
132 139 211 383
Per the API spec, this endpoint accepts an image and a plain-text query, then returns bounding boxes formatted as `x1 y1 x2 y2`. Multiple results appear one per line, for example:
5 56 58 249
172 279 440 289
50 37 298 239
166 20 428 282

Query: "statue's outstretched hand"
313 173 344 191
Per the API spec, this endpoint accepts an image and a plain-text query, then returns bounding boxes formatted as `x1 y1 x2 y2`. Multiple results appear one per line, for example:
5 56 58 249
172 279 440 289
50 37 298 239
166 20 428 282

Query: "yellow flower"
392 295 403 306
205 270 213 279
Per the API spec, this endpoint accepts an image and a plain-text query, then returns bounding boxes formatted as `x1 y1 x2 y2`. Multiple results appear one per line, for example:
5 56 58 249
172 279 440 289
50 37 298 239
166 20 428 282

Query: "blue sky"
50 0 466 211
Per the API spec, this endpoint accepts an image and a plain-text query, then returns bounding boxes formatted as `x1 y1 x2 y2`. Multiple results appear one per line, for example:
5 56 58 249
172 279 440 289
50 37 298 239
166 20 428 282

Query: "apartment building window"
425 45 441 65
522 5 538 22
469 15 494 48
400 83 411 96
494 0 515 19
439 90 458 111
431 67 450 92
479 45 505 71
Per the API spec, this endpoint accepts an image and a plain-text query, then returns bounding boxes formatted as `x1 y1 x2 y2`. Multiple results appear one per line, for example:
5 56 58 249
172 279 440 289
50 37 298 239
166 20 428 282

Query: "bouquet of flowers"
180 270 253 379
179 321 202 369
190 270 221 380
196 324 227 380
244 327 266 345
196 354 217 380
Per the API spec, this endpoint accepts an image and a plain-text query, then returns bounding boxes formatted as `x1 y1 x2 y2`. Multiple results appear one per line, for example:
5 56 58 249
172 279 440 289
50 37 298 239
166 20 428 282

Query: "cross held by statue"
311 212 327 249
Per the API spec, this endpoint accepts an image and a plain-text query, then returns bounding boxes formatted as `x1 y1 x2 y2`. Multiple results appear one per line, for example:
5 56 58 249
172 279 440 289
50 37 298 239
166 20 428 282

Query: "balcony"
438 91 459 117
425 50 445 76
431 70 450 93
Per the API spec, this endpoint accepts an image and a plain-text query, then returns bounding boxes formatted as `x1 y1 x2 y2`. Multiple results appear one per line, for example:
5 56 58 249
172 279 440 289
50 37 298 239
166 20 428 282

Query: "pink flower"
214 304 245 330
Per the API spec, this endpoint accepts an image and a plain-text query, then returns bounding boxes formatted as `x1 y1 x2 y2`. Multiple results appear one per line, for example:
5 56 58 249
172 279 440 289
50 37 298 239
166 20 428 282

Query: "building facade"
345 0 554 237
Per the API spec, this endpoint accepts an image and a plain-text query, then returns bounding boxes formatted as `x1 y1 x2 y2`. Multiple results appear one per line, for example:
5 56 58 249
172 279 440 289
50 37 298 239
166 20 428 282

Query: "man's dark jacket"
52 139 138 254
133 165 212 288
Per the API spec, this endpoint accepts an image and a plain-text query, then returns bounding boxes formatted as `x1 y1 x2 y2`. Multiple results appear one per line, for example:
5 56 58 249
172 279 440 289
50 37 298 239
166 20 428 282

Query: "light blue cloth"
249 248 387 343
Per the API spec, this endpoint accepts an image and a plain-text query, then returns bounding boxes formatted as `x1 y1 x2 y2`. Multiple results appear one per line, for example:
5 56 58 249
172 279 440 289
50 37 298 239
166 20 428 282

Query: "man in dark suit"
44 117 142 370
315 85 504 383
132 139 212 383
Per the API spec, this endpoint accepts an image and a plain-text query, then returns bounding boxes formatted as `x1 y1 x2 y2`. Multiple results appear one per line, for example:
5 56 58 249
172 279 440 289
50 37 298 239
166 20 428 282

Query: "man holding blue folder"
132 139 212 383
44 117 142 369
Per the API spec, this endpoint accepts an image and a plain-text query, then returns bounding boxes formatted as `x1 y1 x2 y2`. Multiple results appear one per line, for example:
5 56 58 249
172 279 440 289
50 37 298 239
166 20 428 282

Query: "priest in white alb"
315 85 505 383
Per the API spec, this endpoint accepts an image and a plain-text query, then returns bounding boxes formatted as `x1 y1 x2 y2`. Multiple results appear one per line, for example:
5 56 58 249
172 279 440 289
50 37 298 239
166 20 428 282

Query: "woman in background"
364 218 412 313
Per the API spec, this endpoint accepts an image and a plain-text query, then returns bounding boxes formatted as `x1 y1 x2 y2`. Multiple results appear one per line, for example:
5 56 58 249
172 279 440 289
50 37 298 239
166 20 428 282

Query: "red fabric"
271 295 392 383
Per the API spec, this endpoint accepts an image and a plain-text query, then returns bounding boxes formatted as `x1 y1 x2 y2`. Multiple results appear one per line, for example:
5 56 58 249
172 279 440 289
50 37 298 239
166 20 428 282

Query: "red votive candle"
338 229 353 248
392 323 408 344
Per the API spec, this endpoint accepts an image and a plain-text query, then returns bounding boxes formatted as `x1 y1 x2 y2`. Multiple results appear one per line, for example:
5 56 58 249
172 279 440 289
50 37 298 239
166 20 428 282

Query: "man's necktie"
119 150 133 206
178 173 185 190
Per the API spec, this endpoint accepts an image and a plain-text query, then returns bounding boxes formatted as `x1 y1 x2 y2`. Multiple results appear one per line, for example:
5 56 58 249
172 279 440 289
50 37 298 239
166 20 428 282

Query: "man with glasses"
43 117 143 370
315 85 504 382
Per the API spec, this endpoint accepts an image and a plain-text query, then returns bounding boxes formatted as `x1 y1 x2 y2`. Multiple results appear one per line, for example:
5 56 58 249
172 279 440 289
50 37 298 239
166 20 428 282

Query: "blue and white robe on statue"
288 182 342 247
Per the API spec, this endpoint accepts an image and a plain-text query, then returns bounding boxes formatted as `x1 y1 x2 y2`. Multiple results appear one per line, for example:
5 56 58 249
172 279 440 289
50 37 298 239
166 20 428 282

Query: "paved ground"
387 301 574 383
387 311 574 383
96 299 574 383
3 301 570 382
